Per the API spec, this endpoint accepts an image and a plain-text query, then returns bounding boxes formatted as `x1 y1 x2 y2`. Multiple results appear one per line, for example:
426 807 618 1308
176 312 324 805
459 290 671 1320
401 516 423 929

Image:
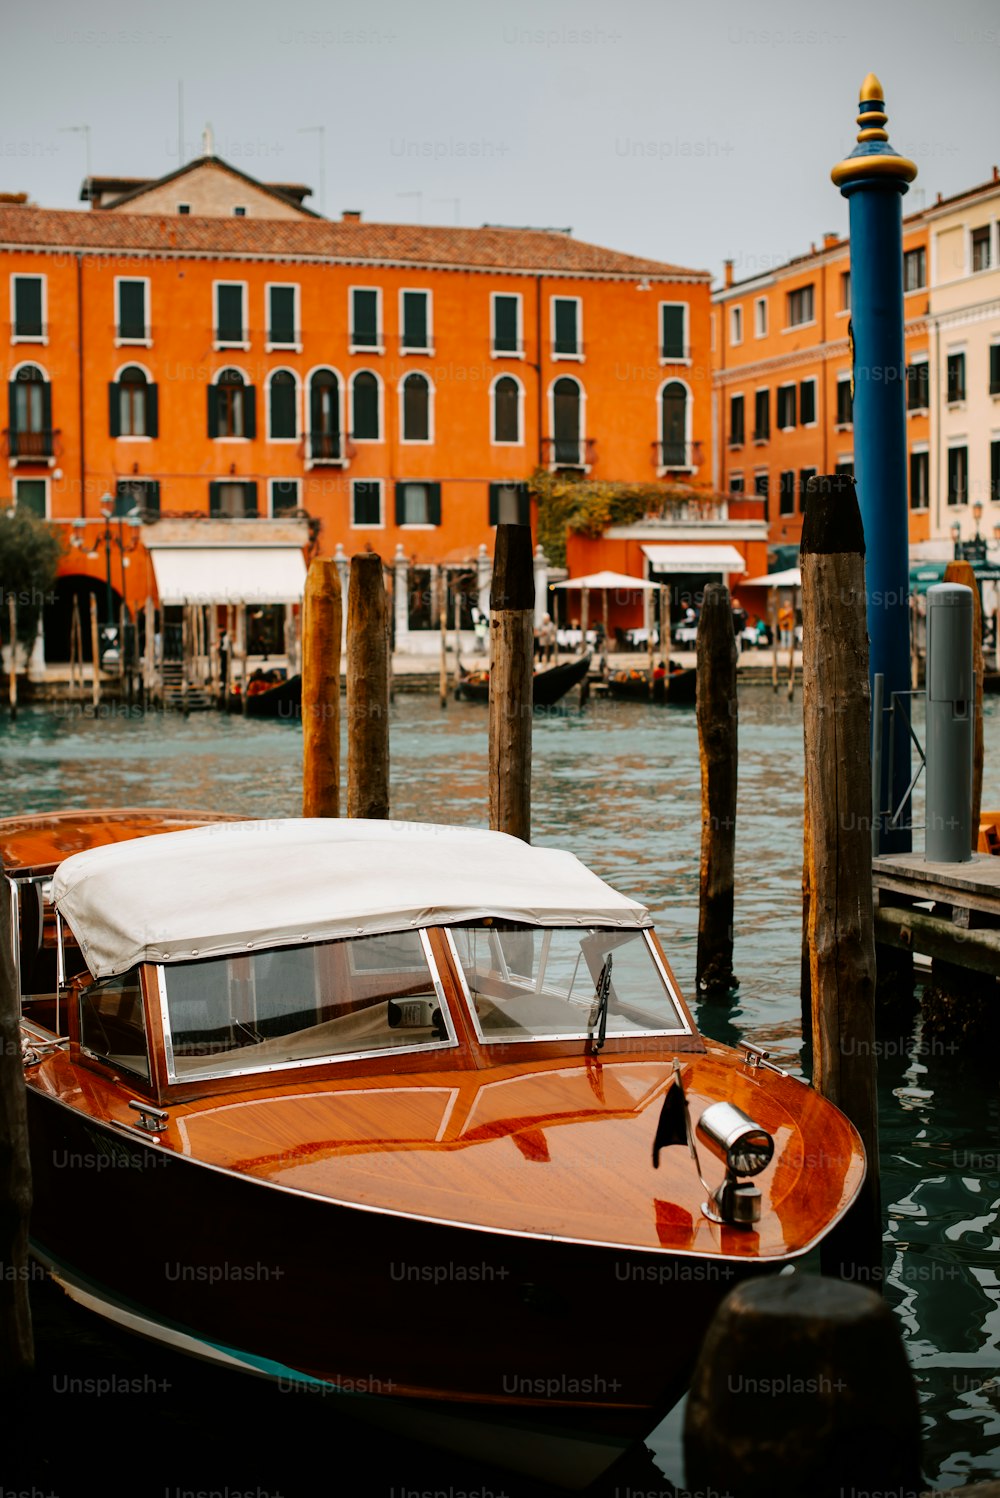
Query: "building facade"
1 154 715 660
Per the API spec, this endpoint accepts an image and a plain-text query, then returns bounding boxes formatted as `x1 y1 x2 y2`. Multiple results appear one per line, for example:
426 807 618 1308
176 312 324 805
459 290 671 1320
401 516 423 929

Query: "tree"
0 506 63 651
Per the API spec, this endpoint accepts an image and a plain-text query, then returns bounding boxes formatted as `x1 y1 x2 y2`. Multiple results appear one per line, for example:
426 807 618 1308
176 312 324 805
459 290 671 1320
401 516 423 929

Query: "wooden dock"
873 851 1000 976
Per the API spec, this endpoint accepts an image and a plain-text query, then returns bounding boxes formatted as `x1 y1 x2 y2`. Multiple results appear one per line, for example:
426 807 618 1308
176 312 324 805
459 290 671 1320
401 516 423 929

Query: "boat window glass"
450 925 687 1043
79 968 150 1079
161 930 455 1080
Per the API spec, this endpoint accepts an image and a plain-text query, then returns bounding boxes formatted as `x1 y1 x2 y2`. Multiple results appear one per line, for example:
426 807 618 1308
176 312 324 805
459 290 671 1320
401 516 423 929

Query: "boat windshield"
449 925 688 1043
160 930 454 1080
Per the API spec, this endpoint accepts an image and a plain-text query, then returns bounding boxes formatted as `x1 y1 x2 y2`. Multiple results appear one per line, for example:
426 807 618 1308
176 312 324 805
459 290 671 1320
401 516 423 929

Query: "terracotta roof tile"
0 206 708 281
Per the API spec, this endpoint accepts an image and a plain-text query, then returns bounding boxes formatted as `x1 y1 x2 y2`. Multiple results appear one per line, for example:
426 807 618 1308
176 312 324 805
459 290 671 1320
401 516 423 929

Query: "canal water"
2 691 998 1494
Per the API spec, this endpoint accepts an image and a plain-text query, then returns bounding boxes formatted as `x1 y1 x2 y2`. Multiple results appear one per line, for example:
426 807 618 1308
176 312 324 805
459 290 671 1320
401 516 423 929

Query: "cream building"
925 170 1000 559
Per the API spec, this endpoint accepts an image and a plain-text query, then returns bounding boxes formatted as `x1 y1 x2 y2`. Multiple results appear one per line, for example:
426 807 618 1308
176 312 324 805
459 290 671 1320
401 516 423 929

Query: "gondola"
606 663 697 705
455 653 591 707
243 673 302 719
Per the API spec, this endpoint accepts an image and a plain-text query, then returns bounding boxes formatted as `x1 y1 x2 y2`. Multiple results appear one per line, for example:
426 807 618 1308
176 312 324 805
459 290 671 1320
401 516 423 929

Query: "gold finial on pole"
831 75 916 187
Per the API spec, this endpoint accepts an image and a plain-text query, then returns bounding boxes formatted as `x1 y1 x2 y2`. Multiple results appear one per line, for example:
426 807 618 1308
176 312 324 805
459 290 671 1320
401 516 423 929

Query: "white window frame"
655 376 694 476
349 285 384 356
14 474 49 518
784 284 816 331
112 360 155 442
946 343 968 408
729 471 745 495
659 301 690 365
753 385 770 444
489 372 525 447
10 273 47 346
211 363 252 442
350 477 385 530
265 367 301 444
906 354 929 416
348 368 384 444
550 295 584 362
399 288 434 355
213 281 249 351
753 297 767 340
729 305 743 347
265 283 302 353
970 223 993 276
777 381 797 431
728 389 746 447
946 438 969 506
799 376 818 429
547 375 589 471
835 373 854 429
397 481 439 530
903 246 927 295
490 291 524 359
114 275 151 348
269 477 301 518
398 370 435 446
909 443 929 512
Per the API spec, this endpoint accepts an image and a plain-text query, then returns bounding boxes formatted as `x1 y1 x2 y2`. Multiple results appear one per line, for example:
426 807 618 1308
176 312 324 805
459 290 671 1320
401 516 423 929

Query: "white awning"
641 544 746 575
742 567 802 588
148 546 307 605
51 820 651 978
552 570 662 591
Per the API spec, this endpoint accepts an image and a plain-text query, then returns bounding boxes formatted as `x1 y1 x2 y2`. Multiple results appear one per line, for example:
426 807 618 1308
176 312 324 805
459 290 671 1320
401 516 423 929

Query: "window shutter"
207 384 219 438
518 487 531 528
146 384 159 439
662 305 684 359
146 480 161 515
554 299 577 354
394 482 405 525
245 482 259 518
244 387 256 440
403 292 427 349
800 382 815 425
209 481 222 516
40 381 51 434
494 296 517 351
7 382 18 431
427 482 441 526
488 484 499 527
269 286 295 344
108 382 121 438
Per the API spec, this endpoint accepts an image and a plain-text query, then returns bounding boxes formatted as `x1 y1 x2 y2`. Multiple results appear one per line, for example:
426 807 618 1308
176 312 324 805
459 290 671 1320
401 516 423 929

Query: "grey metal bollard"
925 583 973 863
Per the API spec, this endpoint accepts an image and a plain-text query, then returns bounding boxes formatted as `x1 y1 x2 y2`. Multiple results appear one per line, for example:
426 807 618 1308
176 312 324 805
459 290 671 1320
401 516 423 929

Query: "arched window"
493 376 520 444
552 377 581 465
660 381 688 467
269 369 298 441
309 370 340 460
402 372 430 442
8 365 51 459
352 371 380 441
208 367 256 439
118 366 148 437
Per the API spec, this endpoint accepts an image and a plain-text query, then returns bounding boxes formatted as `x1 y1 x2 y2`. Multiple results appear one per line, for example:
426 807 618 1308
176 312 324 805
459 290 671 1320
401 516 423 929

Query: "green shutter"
244 386 256 440
146 384 159 438
518 487 531 528
488 484 499 527
217 285 243 342
15 278 43 338
494 296 517 352
209 482 222 516
662 305 685 359
800 381 815 425
207 384 219 437
427 482 441 526
40 381 51 434
353 289 378 345
118 281 146 340
245 482 259 518
394 482 405 525
108 382 121 438
402 292 428 349
269 286 296 344
554 299 577 355
352 374 378 440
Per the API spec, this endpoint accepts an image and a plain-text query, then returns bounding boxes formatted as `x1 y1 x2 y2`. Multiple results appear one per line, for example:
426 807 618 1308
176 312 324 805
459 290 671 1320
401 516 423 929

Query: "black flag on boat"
652 1061 690 1168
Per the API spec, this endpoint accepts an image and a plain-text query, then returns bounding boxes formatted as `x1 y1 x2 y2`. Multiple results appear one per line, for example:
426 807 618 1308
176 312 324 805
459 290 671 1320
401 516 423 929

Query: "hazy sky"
6 0 999 282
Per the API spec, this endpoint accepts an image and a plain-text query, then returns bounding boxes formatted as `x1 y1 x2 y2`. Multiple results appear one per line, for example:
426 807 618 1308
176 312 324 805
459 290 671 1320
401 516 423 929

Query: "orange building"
711 215 931 553
1 154 716 662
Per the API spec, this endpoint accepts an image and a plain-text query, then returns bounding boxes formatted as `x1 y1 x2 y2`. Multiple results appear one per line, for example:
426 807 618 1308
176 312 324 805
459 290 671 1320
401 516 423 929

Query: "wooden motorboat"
606 663 697 705
243 672 302 719
4 811 865 1488
455 653 591 708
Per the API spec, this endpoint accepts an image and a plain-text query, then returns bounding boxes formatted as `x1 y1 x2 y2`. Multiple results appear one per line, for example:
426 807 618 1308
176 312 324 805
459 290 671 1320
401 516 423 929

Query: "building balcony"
542 437 595 472
299 433 356 468
652 440 702 474
3 428 60 464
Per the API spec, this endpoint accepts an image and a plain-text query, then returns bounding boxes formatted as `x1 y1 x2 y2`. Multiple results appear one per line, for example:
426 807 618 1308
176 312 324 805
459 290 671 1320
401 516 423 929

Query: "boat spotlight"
696 1101 774 1227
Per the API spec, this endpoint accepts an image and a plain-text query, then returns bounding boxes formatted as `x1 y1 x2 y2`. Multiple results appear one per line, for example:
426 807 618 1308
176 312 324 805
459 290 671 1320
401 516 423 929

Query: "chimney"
994 165 999 183
823 232 839 249
342 209 362 222
723 258 734 289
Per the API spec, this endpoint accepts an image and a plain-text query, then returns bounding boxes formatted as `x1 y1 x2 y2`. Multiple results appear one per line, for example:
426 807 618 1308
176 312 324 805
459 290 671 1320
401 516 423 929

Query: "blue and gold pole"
832 76 917 855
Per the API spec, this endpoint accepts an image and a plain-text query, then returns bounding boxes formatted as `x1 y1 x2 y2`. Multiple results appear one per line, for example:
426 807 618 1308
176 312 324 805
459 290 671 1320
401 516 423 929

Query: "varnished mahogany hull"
26 1088 767 1479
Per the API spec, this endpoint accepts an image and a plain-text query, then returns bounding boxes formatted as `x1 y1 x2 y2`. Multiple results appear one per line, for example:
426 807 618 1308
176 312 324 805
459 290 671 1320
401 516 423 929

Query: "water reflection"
2 690 999 1487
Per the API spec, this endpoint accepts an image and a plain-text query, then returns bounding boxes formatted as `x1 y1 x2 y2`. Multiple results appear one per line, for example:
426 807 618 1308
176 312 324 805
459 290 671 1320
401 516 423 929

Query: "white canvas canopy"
552 571 662 591
51 819 652 979
741 568 802 588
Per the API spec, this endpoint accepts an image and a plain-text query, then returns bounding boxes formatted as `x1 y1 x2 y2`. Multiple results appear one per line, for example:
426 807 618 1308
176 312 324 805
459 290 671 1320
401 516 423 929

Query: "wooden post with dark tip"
0 874 34 1380
89 593 100 710
302 558 342 818
439 603 448 709
801 473 881 1284
696 582 739 999
684 1277 921 1497
489 524 534 843
770 588 779 691
7 593 16 721
944 558 983 848
347 552 389 820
